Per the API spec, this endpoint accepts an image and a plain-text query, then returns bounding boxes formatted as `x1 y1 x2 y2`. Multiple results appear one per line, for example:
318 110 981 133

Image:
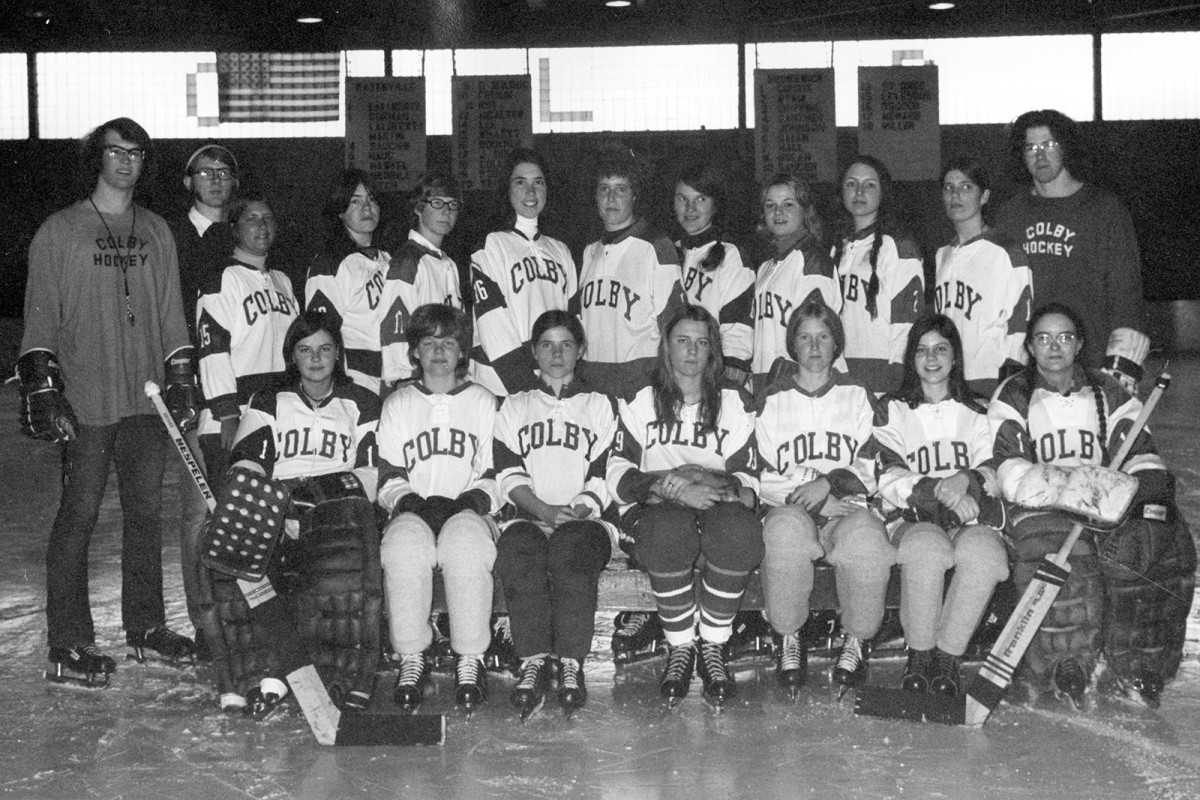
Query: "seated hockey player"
873 314 1009 697
754 298 887 698
492 311 618 719
377 304 503 715
607 305 762 708
988 302 1180 707
198 310 382 713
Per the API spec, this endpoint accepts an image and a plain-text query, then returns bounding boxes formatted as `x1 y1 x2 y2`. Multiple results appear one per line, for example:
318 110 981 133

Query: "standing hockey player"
754 298 885 697
934 157 1032 397
832 156 924 395
493 311 618 719
607 306 762 709
576 148 686 399
873 314 1009 697
673 162 755 387
377 305 503 716
20 117 200 684
470 148 578 397
305 169 391 395
751 173 841 391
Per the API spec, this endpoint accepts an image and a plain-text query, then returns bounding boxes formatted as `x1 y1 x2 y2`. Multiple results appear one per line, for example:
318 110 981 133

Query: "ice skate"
510 655 551 723
727 611 774 661
611 611 665 664
659 641 696 711
901 648 933 693
392 652 428 713
696 639 736 709
1130 669 1165 709
125 626 197 666
558 657 587 719
45 645 116 688
244 677 289 720
484 615 516 673
1052 657 1089 710
929 649 962 698
429 612 453 669
454 653 488 718
775 631 807 697
833 635 870 700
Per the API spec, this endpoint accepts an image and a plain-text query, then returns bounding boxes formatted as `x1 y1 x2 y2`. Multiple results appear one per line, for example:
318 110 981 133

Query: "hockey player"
470 148 578 397
873 314 1009 697
378 173 465 388
832 156 924 395
607 306 762 708
377 304 503 715
20 117 200 684
673 162 755 387
201 310 383 713
751 173 841 391
493 311 618 719
575 148 686 399
988 302 1176 707
755 298 886 697
304 169 391 395
196 192 300 490
934 157 1032 397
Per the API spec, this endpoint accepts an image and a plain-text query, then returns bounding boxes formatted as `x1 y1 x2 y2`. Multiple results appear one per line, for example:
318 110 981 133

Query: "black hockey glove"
290 472 366 517
164 347 201 433
17 350 77 442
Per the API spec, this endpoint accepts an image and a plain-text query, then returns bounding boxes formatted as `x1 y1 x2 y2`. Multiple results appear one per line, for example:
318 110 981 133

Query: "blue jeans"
46 415 169 649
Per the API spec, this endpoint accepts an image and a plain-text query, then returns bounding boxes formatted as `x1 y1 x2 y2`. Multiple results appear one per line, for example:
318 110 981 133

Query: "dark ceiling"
2 0 1198 52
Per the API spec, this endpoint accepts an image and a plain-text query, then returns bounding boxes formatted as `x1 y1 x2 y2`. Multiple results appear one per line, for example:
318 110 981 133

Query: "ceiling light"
605 1 632 7
296 15 323 23
928 2 956 9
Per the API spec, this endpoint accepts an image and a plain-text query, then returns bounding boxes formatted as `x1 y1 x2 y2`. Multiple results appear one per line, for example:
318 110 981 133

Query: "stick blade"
853 687 967 725
335 712 446 746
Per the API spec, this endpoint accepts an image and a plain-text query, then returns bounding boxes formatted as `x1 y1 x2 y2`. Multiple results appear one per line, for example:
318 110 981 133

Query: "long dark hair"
320 168 377 250
676 162 727 273
652 305 724 434
832 155 896 320
891 313 982 411
1008 109 1087 182
283 309 350 385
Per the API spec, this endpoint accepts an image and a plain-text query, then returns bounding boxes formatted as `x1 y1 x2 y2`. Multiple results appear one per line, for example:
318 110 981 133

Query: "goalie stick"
145 381 444 746
855 370 1171 726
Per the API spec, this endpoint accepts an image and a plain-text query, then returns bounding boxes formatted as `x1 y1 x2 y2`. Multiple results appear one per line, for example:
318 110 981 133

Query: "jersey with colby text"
379 231 464 386
751 239 841 377
305 241 390 394
678 231 755 372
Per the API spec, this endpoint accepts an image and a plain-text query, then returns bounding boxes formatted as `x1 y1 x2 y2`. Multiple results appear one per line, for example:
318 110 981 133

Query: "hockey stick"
146 382 445 746
855 370 1170 726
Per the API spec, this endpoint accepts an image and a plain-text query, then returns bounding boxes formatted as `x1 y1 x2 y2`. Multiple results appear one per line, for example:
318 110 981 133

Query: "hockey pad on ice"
1009 511 1105 692
292 496 384 707
1007 463 1137 530
202 466 291 580
1099 508 1197 689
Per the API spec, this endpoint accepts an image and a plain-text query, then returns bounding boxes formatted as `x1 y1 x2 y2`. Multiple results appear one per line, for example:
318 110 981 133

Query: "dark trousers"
47 415 169 649
495 519 611 661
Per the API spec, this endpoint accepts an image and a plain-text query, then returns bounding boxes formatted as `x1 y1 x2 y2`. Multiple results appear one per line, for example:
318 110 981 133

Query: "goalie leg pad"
1099 511 1198 688
293 496 384 707
1009 511 1105 692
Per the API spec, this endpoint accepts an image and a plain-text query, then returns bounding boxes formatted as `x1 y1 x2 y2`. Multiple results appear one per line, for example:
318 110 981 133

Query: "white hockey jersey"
305 242 389 395
678 231 755 372
379 231 464 386
751 239 841 377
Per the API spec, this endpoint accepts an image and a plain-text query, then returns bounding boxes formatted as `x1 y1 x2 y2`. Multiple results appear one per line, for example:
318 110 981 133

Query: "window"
0 54 29 139
1103 32 1200 120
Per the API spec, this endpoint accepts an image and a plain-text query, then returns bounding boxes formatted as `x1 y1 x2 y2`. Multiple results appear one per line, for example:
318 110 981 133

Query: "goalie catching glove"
17 350 77 442
998 461 1137 530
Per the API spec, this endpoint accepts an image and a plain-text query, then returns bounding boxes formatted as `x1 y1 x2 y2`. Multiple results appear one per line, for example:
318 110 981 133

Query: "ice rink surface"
1 361 1197 800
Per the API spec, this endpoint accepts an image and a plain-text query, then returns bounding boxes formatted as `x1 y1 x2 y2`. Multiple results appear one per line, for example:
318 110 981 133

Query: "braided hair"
833 155 895 320
674 162 727 273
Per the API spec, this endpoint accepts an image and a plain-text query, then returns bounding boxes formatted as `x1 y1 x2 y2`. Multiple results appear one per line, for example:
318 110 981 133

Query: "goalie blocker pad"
202 466 291 580
1002 462 1137 530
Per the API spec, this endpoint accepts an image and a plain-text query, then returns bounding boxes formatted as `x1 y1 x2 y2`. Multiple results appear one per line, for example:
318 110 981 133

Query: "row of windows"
1 32 1197 140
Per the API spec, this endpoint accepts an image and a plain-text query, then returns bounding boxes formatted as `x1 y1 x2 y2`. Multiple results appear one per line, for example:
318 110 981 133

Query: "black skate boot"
611 611 665 664
558 657 587 719
484 615 516 673
696 639 736 708
901 648 933 693
126 626 197 665
1131 667 1165 709
832 635 870 699
392 653 428 712
510 655 552 722
245 677 289 719
1052 657 1088 710
929 649 962 698
454 653 488 718
775 631 807 697
429 612 453 670
727 611 774 661
46 645 117 687
659 641 696 709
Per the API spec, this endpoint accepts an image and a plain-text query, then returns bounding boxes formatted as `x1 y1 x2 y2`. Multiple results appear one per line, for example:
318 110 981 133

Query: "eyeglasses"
1032 331 1078 347
1022 140 1061 156
191 167 235 181
104 145 145 162
423 198 462 211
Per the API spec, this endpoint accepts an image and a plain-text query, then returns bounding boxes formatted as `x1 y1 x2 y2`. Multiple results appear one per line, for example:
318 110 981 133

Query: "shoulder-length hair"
761 172 824 248
785 296 845 362
831 154 899 320
652 305 724 434
1007 109 1087 181
891 313 981 410
406 303 472 380
283 309 350 385
80 117 153 192
676 161 729 273
320 168 377 249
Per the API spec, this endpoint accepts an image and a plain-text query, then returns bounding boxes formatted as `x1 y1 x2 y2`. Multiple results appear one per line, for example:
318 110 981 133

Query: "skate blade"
126 647 196 668
854 687 967 725
518 697 544 723
836 685 852 702
613 646 666 665
44 669 110 689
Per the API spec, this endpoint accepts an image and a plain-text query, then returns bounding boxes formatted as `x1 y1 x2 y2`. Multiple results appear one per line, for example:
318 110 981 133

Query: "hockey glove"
290 472 367 518
17 350 77 442
164 347 201 433
1103 327 1150 397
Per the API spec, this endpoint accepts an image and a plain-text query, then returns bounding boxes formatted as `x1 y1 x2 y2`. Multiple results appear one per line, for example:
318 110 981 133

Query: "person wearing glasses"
379 172 465 389
19 117 200 685
987 302 1173 708
994 110 1148 396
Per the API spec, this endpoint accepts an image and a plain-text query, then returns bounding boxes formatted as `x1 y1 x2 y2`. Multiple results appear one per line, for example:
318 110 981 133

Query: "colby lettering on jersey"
932 279 984 320
682 267 714 303
774 432 860 472
511 255 568 293
753 291 793 327
1032 428 1100 463
906 441 970 474
580 278 641 322
280 427 354 462
645 421 730 455
517 419 601 459
401 427 480 468
243 289 298 326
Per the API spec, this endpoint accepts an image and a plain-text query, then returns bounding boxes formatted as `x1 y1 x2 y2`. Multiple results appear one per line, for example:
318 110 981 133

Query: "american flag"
217 53 341 123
